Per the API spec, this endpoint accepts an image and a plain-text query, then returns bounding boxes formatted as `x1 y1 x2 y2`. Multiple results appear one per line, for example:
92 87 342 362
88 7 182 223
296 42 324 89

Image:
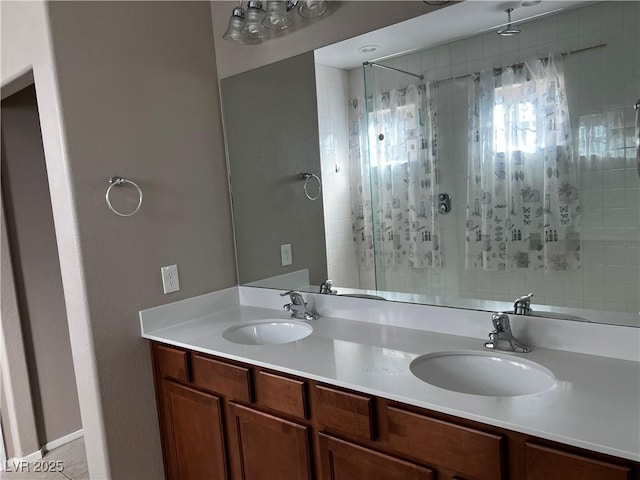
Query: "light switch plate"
161 264 180 294
281 244 292 266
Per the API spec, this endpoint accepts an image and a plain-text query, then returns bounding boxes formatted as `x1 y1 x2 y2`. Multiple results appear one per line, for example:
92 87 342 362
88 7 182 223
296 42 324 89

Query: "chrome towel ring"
299 173 321 201
105 176 143 217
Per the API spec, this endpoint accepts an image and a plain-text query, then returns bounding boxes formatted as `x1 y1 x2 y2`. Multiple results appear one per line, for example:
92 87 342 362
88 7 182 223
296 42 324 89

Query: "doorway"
1 84 83 467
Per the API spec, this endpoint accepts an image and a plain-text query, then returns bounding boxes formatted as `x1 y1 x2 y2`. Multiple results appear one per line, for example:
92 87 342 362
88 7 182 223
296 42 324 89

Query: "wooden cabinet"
525 443 633 480
313 385 375 441
150 342 639 480
191 354 252 402
230 402 312 480
155 345 189 382
161 380 227 480
385 405 505 480
319 433 433 480
254 370 307 419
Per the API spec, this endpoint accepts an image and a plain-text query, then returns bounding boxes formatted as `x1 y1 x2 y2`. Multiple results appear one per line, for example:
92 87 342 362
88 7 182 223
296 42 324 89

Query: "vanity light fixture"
223 0 329 45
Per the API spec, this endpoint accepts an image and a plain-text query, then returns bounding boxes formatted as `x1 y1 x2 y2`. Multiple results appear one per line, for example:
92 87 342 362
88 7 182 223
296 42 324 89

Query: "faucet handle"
319 279 336 295
491 312 511 332
281 290 305 305
514 292 534 314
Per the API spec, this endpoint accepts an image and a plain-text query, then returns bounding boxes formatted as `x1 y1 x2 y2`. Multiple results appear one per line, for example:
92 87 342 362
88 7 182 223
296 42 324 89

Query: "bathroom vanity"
141 288 640 480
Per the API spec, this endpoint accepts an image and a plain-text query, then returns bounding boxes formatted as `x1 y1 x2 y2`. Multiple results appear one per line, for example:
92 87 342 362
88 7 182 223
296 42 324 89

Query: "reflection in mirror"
224 1 640 327
221 52 328 287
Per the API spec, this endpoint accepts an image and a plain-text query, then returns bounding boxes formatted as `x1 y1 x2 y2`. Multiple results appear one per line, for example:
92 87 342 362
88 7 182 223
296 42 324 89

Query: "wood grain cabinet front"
319 433 434 480
229 402 313 480
161 380 227 480
254 370 307 420
314 384 375 441
526 443 633 480
154 344 189 383
385 405 505 480
150 342 639 480
191 353 252 403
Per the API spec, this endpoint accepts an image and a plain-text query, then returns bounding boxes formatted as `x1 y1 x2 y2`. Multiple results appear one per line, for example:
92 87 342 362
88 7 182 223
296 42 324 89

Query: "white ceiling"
315 0 588 69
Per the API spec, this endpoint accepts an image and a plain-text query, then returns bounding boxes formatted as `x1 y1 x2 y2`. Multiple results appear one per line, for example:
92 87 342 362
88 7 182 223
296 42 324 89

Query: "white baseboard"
2 428 85 470
4 448 43 471
43 428 84 453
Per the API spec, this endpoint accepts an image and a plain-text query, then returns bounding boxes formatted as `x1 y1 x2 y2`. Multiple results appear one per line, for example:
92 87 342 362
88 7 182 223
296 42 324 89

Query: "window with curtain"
578 110 627 166
465 54 581 272
350 82 441 273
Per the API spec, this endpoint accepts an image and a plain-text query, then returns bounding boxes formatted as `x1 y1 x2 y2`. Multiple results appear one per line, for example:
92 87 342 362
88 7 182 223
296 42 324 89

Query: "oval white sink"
223 320 312 345
410 351 555 397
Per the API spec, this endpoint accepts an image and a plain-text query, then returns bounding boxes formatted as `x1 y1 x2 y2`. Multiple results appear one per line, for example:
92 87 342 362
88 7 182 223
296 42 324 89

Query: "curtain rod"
436 43 607 84
364 61 425 81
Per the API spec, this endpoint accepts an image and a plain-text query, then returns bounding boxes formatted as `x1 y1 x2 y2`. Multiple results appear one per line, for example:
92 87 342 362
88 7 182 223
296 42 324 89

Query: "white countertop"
141 294 640 462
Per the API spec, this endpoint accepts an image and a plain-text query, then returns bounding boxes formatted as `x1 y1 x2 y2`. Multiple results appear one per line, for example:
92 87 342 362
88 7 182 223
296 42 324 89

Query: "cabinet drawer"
191 354 252 402
526 443 633 480
154 344 189 383
314 385 374 440
320 433 434 480
255 370 307 419
386 406 505 480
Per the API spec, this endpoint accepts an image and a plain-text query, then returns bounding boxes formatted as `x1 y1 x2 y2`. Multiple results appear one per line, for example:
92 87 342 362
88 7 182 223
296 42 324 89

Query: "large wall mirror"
221 0 640 328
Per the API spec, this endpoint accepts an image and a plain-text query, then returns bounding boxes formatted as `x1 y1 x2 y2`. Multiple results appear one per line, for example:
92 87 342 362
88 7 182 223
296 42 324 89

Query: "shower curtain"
465 54 581 272
350 82 441 272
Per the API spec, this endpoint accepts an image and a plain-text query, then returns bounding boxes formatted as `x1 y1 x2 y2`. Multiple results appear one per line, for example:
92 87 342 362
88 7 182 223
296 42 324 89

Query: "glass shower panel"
363 62 386 292
363 61 442 296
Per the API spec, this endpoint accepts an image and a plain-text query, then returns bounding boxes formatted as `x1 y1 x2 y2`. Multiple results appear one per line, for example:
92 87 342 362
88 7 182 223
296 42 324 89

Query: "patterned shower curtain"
350 82 441 272
465 54 581 272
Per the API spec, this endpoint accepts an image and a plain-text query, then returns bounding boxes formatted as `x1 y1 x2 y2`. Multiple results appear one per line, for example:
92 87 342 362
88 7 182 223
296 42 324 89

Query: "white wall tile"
579 4 602 35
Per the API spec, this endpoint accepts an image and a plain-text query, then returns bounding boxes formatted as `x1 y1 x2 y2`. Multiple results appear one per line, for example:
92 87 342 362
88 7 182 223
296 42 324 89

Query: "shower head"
497 8 521 36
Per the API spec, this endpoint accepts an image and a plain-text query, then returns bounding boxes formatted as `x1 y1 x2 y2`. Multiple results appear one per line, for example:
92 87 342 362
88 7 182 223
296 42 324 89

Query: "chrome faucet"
281 290 319 321
484 312 531 353
319 279 337 295
513 292 534 315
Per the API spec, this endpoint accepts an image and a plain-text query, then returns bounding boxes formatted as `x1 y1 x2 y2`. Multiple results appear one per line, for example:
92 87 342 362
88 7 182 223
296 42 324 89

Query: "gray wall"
1 367 16 459
1 85 82 447
1 190 40 460
3 2 239 478
222 52 327 285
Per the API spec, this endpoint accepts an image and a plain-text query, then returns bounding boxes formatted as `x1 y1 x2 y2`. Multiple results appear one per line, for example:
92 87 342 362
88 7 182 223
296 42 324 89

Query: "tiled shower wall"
318 1 639 314
315 64 366 289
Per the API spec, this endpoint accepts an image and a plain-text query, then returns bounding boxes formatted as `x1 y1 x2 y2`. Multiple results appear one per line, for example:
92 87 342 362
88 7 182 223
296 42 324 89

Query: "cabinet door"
162 380 227 480
319 434 434 480
526 443 633 480
230 402 312 480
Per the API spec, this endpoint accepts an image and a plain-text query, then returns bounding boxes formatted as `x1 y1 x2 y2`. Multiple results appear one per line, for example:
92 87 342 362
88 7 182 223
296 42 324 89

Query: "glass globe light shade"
263 1 292 30
298 0 328 19
223 7 248 44
243 1 268 43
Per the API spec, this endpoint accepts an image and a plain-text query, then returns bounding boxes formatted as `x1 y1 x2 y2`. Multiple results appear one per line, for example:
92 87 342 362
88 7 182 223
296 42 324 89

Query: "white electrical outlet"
281 244 292 266
161 264 180 294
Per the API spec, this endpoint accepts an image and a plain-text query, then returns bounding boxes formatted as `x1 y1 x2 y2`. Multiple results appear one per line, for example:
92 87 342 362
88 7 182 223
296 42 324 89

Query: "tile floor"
1 438 88 480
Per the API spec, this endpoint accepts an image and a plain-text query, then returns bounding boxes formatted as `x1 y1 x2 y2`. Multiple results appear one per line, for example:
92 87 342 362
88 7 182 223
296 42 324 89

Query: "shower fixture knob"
438 193 451 214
